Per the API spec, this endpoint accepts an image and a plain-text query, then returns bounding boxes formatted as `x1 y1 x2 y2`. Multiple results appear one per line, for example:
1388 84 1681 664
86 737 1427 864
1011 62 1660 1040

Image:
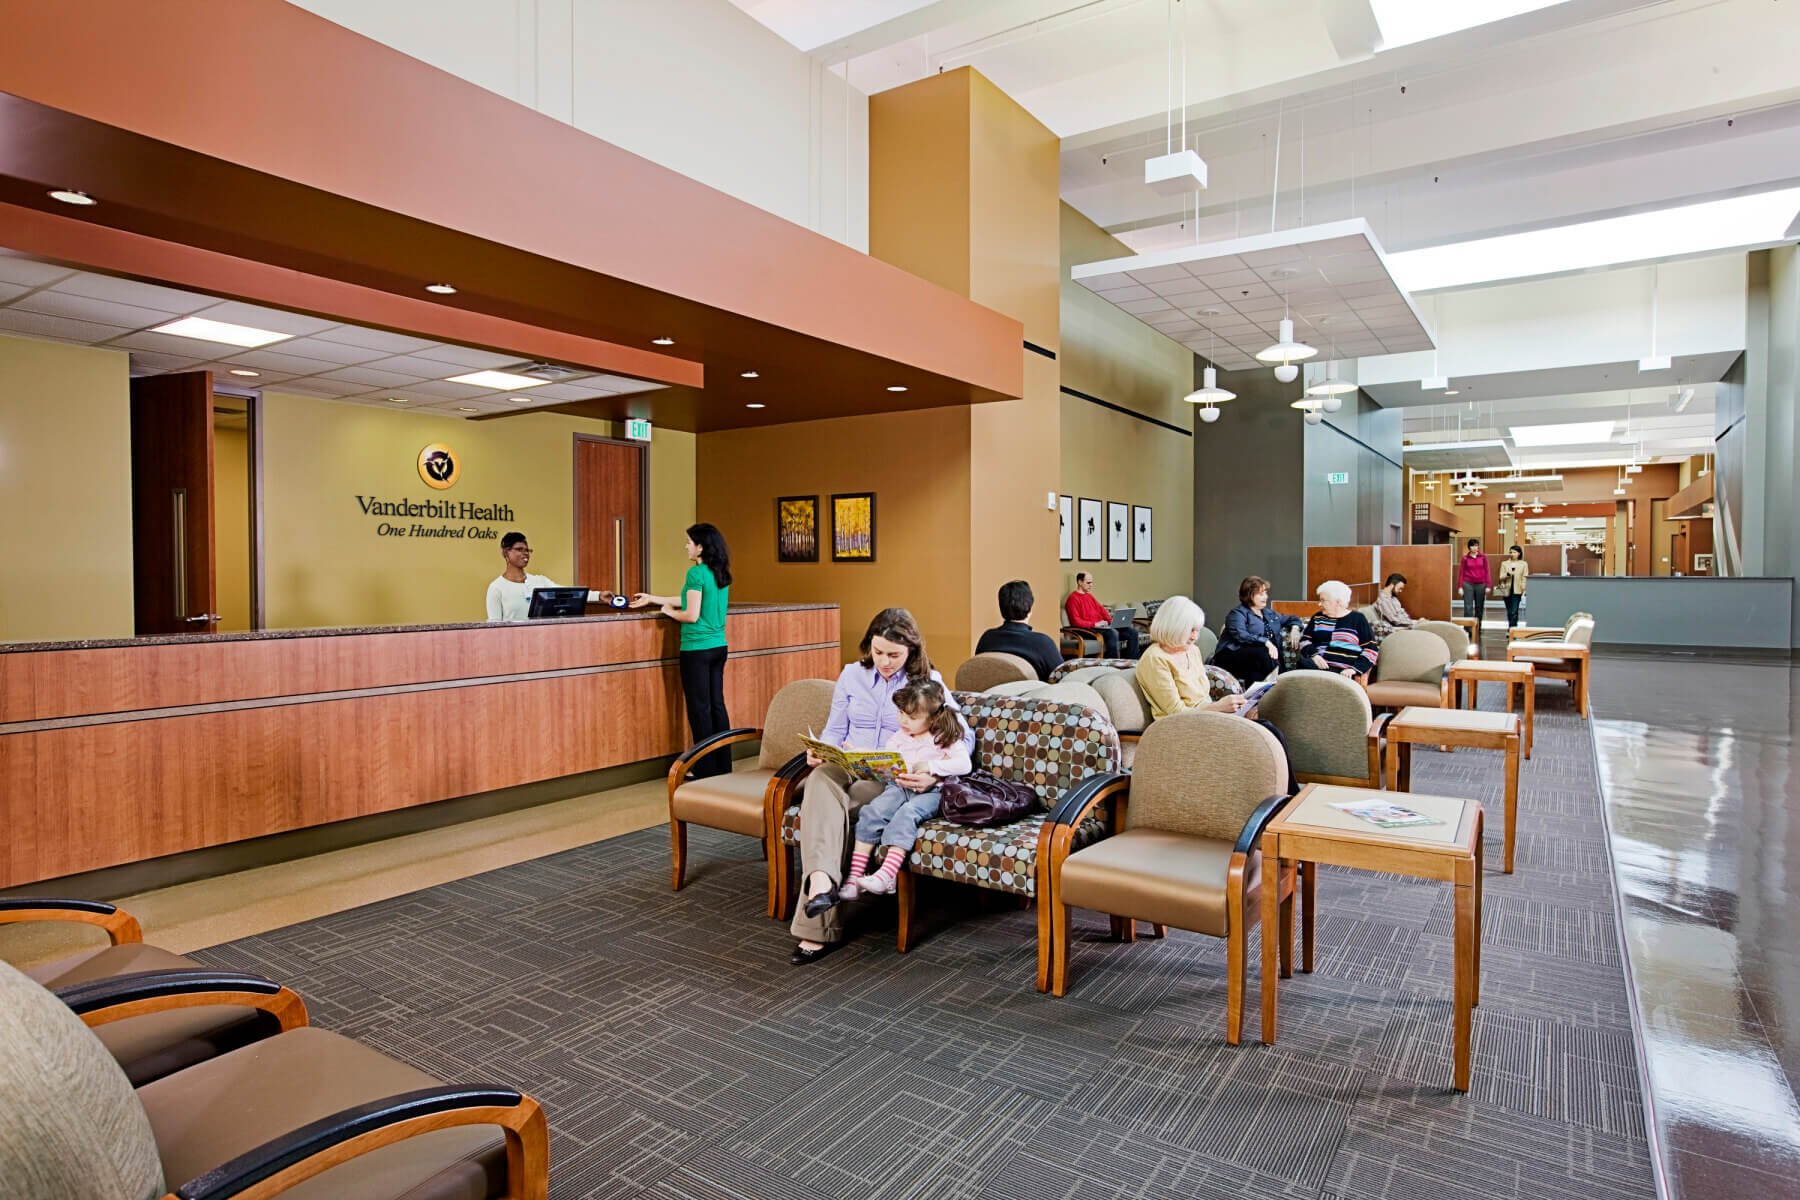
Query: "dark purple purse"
939 770 1038 827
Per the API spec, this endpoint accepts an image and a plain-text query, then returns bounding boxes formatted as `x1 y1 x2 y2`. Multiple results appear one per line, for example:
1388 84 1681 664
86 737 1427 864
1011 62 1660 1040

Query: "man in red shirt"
1065 572 1141 658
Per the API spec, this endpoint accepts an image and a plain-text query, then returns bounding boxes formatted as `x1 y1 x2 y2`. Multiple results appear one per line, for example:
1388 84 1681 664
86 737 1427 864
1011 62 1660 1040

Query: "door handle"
184 613 222 623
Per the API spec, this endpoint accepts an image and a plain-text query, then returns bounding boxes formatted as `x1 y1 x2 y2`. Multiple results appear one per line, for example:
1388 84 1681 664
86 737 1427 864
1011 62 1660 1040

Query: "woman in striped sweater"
1300 579 1379 680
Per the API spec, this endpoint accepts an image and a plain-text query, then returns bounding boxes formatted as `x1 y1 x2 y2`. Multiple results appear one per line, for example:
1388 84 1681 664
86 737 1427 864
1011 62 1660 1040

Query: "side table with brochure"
1260 783 1484 1091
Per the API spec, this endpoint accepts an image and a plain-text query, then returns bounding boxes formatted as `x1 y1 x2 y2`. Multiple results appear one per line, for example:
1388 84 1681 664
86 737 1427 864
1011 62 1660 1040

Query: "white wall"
1361 254 1748 384
288 0 868 250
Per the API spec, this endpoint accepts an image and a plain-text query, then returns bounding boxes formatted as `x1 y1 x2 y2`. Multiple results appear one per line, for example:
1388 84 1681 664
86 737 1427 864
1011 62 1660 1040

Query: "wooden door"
1670 528 1688 575
130 373 218 635
574 436 646 596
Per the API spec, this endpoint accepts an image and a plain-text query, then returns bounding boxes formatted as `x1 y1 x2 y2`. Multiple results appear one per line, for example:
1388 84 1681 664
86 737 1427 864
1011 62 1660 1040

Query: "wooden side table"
1261 783 1483 1090
1506 641 1590 717
1385 707 1522 872
1451 615 1481 656
1449 658 1535 758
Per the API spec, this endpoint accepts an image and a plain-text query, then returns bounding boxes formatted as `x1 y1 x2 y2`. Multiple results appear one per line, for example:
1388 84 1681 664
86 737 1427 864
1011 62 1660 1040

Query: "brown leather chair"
1 957 547 1199
667 677 836 916
952 651 1036 692
1256 672 1386 788
1044 712 1297 1043
1 898 282 1087
1059 625 1105 659
1363 628 1452 712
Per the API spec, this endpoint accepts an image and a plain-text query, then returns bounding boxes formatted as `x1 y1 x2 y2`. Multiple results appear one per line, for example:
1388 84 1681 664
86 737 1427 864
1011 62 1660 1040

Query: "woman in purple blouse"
789 607 974 966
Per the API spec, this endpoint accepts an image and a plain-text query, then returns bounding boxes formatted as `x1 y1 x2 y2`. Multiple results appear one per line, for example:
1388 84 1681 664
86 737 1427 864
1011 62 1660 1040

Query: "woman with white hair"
1300 580 1379 679
1135 595 1249 720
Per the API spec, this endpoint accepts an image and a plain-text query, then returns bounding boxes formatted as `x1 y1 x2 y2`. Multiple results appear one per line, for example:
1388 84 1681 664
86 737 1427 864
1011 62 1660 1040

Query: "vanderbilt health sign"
355 442 515 540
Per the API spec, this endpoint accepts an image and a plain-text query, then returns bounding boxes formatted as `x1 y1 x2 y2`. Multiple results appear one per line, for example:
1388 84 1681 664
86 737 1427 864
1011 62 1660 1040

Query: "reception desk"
0 603 839 888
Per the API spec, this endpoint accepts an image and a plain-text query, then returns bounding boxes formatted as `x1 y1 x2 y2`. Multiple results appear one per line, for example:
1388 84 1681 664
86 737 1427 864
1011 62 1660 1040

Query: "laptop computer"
1109 606 1137 628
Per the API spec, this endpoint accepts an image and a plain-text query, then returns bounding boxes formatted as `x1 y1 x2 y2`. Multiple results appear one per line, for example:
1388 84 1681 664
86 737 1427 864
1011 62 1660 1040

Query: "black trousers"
1251 718 1301 797
679 646 732 778
1097 625 1142 658
1212 643 1278 685
1503 593 1523 627
1463 582 1487 626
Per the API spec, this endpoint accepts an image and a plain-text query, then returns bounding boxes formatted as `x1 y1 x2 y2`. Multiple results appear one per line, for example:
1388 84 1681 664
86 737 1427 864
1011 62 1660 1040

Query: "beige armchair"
954 651 1038 692
1509 614 1595 714
667 677 835 915
1363 629 1452 712
1507 611 1594 642
1417 618 1475 663
1048 666 1154 767
1256 672 1385 788
1045 712 1296 1043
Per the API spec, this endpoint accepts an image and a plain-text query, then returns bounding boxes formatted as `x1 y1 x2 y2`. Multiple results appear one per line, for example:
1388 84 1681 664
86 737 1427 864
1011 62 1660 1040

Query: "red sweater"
1065 591 1109 628
1458 553 1492 586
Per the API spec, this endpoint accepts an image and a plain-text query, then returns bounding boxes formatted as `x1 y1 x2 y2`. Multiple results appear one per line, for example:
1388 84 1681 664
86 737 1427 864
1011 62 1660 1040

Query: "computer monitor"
528 586 591 619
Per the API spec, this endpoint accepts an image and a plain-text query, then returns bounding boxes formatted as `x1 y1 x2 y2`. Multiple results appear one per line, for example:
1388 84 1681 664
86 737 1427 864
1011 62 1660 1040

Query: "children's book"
1329 799 1444 829
798 732 908 783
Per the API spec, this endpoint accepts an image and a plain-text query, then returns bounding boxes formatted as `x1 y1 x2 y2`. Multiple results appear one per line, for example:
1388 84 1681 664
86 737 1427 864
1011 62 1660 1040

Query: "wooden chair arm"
57 968 309 1033
1061 626 1104 658
666 727 763 796
1507 626 1562 641
0 898 142 945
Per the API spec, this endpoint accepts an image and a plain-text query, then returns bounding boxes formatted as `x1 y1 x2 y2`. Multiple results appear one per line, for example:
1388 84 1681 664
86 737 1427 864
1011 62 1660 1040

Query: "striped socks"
858 846 906 896
841 848 871 899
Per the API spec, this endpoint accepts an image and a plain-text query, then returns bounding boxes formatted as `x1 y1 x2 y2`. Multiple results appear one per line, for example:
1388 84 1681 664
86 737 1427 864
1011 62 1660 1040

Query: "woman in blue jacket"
1212 575 1302 684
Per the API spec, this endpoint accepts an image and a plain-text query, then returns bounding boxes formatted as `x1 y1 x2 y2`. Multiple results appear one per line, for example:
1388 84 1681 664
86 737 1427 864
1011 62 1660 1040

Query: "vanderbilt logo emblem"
417 443 460 490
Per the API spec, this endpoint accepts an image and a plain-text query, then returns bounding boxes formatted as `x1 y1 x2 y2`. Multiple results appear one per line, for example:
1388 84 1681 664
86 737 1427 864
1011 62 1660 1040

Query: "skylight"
1509 421 1615 447
1369 1 1570 50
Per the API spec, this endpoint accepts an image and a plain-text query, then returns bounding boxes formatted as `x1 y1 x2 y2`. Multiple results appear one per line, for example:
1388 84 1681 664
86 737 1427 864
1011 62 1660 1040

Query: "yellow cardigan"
1136 643 1210 720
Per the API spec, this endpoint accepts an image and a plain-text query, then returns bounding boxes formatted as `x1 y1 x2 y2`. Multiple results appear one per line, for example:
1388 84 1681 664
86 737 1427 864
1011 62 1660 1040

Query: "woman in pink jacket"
1458 539 1492 628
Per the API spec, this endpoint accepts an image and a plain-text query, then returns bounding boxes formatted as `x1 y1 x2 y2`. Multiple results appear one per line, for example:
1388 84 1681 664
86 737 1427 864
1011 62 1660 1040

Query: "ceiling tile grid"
0 256 665 418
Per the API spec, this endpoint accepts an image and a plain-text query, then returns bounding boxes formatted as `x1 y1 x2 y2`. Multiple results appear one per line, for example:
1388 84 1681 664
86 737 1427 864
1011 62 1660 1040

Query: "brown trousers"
788 764 885 943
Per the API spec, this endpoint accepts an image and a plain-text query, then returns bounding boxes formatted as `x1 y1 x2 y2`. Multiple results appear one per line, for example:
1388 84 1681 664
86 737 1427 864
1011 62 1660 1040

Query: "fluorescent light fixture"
746 402 766 409
1391 187 1800 292
1421 376 1449 391
1505 492 1517 499
1673 387 1696 413
150 316 291 348
1144 149 1208 196
1638 355 1672 372
1369 0 1568 49
446 370 548 391
508 396 533 403
1509 421 1614 446
425 283 457 295
740 371 759 379
1626 462 1644 474
48 189 97 206
887 385 908 393
228 369 260 377
652 337 675 346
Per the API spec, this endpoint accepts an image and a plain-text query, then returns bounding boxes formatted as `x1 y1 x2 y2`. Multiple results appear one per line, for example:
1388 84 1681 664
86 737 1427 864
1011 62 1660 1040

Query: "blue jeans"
853 783 942 852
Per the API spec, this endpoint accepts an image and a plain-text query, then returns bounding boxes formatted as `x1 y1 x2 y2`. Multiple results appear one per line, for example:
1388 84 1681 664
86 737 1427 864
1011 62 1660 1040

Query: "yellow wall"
261 391 693 629
1058 204 1196 611
0 335 135 642
213 422 252 631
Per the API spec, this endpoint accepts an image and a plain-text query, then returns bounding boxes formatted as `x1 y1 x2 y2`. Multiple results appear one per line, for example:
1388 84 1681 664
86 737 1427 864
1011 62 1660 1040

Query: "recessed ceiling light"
887 385 908 392
509 396 533 403
445 370 548 391
741 371 759 379
746 402 766 409
48 189 96 206
228 369 260 378
1443 390 1460 396
385 396 408 403
150 316 292 348
425 283 457 295
1509 420 1614 446
457 406 478 413
652 337 675 346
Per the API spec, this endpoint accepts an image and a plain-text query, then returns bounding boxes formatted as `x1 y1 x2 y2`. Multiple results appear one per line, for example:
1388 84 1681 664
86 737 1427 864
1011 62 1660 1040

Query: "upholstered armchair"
1044 712 1296 1043
1059 625 1105 659
1508 614 1595 712
1195 626 1218 662
1507 612 1594 642
953 651 1037 692
1050 657 1138 682
1362 629 1452 712
1 959 548 1199
1047 665 1154 767
1206 664 1244 700
1417 618 1476 662
1255 672 1385 788
0 898 286 1086
667 677 835 915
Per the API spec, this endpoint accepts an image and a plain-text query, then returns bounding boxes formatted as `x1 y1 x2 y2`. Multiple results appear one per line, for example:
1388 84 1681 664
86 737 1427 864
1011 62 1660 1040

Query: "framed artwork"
1077 497 1103 561
1132 505 1153 562
1058 495 1074 561
776 495 818 563
831 492 876 562
1107 501 1129 561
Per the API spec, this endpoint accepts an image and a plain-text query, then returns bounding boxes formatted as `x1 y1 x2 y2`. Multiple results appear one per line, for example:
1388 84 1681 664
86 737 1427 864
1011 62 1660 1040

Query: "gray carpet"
192 684 1656 1199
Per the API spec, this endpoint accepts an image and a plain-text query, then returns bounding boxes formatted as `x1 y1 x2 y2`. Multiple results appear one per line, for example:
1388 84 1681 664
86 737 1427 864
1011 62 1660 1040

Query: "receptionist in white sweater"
485 531 556 621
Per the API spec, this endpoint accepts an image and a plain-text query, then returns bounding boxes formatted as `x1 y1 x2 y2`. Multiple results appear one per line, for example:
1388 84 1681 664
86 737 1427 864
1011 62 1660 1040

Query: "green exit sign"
625 418 653 442
1326 471 1350 485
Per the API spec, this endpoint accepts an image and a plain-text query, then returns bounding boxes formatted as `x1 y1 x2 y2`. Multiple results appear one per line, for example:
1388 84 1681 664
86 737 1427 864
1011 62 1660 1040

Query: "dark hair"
998 580 1034 622
687 523 732 588
1075 571 1091 585
1238 575 1270 606
893 679 961 749
1384 573 1407 588
501 531 528 552
1508 544 1524 559
1467 539 1482 550
858 607 932 682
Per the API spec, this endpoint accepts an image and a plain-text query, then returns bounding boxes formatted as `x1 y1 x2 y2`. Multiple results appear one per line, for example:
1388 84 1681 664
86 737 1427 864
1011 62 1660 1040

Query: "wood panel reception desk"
0 603 838 888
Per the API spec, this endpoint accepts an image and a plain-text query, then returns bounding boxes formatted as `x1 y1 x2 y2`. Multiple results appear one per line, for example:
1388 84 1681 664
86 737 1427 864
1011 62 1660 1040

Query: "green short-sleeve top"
680 563 729 651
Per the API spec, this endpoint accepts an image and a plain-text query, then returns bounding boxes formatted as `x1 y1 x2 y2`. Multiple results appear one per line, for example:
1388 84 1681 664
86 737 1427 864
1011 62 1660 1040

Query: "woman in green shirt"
633 523 733 777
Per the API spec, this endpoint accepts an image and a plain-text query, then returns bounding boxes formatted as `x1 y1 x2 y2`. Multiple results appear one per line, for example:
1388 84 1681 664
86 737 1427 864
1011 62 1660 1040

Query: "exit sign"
1326 471 1350 485
625 418 653 442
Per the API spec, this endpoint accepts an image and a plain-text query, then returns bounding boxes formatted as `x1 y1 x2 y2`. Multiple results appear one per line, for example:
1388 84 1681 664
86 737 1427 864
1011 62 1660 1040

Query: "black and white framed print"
1058 494 1074 561
1132 505 1153 562
1077 497 1103 561
1106 501 1129 561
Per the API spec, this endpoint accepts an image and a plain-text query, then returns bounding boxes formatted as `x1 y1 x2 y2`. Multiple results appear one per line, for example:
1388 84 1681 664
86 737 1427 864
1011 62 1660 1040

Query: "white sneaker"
857 872 896 896
838 879 861 900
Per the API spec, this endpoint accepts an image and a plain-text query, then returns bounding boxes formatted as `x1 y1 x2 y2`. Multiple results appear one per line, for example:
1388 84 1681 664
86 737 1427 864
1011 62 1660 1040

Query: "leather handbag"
939 770 1038 827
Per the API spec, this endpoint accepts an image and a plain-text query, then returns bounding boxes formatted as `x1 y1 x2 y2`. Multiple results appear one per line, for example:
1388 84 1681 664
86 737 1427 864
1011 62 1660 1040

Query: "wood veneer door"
574 436 645 596
130 372 218 636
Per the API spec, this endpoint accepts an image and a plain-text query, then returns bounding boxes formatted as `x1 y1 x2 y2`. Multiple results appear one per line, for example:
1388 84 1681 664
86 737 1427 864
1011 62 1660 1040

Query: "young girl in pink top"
841 679 972 898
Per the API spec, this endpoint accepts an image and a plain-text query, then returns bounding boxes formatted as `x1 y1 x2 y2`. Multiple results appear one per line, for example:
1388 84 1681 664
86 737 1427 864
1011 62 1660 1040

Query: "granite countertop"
0 602 838 654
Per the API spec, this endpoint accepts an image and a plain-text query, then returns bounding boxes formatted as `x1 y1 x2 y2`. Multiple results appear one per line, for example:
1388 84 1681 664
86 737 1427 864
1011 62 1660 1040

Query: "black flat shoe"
803 886 840 918
790 941 840 966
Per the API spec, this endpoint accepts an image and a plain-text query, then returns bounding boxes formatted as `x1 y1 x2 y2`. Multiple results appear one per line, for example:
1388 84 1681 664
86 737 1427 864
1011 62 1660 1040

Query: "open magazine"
798 731 909 784
1239 678 1279 710
1329 799 1444 829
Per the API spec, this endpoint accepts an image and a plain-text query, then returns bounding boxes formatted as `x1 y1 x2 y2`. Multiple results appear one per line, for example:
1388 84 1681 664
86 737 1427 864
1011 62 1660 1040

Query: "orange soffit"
0 0 1024 406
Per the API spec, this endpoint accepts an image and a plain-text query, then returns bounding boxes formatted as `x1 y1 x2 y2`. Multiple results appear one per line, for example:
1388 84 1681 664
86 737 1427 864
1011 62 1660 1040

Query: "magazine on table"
798 731 909 783
1329 799 1444 829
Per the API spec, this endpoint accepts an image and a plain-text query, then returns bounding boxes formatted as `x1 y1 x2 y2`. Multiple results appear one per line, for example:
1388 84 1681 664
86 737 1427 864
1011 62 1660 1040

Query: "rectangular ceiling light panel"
149 316 292 348
1144 149 1208 196
1369 0 1569 49
1509 420 1614 446
445 370 550 391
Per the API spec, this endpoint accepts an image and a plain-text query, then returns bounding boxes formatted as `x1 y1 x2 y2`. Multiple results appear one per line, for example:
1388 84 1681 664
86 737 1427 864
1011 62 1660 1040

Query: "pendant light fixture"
1258 317 1316 383
1185 333 1235 426
1290 397 1324 425
1639 265 1671 371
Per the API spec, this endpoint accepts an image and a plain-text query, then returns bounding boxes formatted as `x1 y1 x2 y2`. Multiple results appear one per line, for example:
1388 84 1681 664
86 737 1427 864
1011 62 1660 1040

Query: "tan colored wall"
647 426 698 598
213 422 252 631
1058 203 1195 611
0 334 134 641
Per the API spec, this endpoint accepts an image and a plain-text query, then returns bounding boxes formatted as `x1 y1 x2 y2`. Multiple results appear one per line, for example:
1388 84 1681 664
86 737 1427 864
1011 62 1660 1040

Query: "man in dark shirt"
974 580 1064 681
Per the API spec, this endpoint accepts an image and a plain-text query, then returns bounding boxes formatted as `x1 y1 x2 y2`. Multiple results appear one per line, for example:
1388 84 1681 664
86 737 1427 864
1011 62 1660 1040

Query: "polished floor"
1589 654 1800 1199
